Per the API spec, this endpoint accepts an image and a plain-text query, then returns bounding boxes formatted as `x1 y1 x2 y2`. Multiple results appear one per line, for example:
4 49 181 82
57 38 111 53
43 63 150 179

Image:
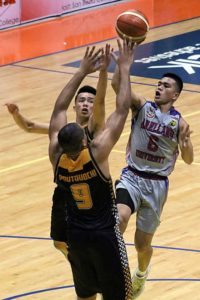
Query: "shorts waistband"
128 166 167 180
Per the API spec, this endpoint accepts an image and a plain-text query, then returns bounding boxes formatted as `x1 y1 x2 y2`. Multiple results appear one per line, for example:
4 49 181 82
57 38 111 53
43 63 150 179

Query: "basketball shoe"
132 267 149 299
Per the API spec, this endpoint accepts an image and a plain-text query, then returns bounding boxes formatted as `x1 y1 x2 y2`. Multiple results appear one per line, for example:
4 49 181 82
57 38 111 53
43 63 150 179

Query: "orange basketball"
116 9 149 44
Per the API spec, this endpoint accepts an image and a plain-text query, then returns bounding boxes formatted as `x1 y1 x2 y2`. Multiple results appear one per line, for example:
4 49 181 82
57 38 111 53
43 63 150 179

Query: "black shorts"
66 228 132 300
50 187 67 242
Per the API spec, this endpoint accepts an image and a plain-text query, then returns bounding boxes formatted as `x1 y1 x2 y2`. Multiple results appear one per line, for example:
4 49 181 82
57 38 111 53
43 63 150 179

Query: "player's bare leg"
132 229 153 298
77 295 97 300
117 203 132 234
53 240 68 258
135 229 153 271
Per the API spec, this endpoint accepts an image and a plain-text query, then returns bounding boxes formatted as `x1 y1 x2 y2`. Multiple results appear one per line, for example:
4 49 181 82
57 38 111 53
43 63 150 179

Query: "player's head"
58 122 85 157
162 73 183 93
74 85 96 124
154 73 183 105
75 85 96 102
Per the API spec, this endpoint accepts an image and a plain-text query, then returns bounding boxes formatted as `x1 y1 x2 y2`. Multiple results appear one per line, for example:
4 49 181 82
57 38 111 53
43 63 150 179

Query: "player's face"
154 77 179 105
74 92 95 120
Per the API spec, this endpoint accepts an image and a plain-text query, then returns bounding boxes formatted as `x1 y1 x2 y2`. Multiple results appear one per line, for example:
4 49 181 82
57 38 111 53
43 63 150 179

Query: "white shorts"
116 167 169 234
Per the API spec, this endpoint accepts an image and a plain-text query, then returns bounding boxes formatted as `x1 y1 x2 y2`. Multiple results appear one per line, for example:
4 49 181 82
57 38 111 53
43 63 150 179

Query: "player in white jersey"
112 51 194 298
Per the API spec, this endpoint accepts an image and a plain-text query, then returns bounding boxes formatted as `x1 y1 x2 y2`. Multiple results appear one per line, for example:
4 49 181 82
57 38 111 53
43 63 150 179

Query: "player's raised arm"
111 43 145 110
5 103 49 134
88 44 112 136
49 46 102 164
93 39 135 162
49 46 102 140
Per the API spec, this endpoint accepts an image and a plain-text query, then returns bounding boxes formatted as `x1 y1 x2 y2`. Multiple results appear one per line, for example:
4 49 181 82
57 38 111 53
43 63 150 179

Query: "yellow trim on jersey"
58 148 91 172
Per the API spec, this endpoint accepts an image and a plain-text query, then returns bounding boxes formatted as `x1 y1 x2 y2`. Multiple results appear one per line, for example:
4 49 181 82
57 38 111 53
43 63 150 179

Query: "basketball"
116 9 149 44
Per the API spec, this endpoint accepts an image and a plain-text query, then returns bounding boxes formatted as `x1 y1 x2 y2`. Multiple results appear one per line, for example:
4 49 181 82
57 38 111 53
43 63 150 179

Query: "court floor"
0 2 200 300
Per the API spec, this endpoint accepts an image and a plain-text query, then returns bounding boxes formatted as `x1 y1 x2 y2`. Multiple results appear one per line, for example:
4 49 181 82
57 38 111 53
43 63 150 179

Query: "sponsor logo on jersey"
169 119 177 127
146 106 155 118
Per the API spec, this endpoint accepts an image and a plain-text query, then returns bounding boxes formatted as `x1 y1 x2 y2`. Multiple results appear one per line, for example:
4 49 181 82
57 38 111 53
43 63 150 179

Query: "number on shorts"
70 183 93 209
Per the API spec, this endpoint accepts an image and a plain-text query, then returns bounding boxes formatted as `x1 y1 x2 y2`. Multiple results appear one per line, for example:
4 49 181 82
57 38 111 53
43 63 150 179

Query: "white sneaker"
132 269 149 299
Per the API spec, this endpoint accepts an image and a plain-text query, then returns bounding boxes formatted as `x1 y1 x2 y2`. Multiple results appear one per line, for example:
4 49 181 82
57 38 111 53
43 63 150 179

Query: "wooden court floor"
0 16 200 300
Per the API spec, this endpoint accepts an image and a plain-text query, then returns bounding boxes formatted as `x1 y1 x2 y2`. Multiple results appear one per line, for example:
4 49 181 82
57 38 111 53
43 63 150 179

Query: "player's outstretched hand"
79 46 103 75
180 123 193 148
4 103 19 114
111 38 137 69
99 44 113 71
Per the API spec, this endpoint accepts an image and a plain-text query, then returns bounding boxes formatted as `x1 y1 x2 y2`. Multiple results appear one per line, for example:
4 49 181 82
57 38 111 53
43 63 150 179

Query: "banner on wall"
21 0 119 22
0 0 21 29
21 0 60 22
1 0 120 29
61 0 120 14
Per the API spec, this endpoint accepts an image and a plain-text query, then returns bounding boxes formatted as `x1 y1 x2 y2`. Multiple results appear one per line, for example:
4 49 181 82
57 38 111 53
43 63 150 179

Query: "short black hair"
162 73 183 93
58 122 84 153
75 85 96 101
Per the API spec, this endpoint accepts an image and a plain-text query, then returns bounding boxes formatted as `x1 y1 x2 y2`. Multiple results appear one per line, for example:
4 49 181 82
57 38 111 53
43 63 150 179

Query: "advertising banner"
0 0 20 29
21 0 119 22
61 0 120 14
21 0 61 22
1 0 120 29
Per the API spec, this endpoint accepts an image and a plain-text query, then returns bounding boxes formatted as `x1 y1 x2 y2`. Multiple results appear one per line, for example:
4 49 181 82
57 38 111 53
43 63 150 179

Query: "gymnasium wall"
0 0 120 30
0 0 200 65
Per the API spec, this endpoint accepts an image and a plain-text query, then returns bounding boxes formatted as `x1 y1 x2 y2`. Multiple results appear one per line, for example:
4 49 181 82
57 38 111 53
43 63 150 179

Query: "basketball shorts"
116 167 169 234
50 187 67 242
66 227 133 300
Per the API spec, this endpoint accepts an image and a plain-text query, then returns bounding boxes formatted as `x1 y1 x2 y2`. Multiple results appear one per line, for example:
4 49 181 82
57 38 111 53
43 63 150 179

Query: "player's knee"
53 240 67 251
134 234 153 253
116 188 134 234
135 242 151 253
53 240 62 249
53 240 68 258
117 204 131 234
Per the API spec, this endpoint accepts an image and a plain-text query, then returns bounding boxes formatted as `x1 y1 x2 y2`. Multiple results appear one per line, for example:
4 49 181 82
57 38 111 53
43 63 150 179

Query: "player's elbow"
24 126 34 133
182 154 193 165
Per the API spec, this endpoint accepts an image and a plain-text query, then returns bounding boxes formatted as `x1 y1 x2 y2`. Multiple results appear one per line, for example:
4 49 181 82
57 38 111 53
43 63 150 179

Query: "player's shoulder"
179 116 189 128
169 106 181 117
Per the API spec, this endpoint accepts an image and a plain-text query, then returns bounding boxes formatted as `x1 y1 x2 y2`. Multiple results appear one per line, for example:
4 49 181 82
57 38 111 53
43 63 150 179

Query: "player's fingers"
117 38 122 52
84 46 89 57
88 46 96 57
105 44 110 56
110 51 118 63
92 48 102 59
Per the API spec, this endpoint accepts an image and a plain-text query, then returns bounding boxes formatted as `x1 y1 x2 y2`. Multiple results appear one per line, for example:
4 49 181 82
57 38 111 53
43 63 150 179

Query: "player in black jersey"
5 45 110 258
49 39 135 300
49 45 111 259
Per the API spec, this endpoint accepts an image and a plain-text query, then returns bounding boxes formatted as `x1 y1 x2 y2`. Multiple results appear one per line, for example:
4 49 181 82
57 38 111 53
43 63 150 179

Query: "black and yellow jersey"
54 146 117 230
83 125 93 143
51 126 93 208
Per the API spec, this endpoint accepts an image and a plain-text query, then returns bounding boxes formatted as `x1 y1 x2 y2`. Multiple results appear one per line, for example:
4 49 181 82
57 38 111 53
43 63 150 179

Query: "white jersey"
127 101 181 176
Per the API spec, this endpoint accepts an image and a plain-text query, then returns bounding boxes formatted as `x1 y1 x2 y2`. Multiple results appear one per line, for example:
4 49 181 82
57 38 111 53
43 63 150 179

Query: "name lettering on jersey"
141 119 174 139
136 149 165 164
59 169 97 183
